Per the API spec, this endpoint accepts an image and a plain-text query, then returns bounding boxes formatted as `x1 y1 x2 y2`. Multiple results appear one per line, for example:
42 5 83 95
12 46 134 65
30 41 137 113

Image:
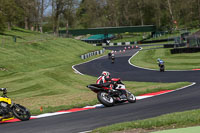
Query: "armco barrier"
164 43 186 48
93 41 136 46
93 38 175 46
170 47 200 54
141 38 175 44
81 49 105 59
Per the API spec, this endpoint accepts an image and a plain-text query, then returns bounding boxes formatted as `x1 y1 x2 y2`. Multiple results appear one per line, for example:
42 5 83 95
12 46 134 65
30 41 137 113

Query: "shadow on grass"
12 28 39 35
0 32 23 39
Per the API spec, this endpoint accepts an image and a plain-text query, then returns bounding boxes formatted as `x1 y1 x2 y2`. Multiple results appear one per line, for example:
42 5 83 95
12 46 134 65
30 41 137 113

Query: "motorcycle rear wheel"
97 91 114 107
12 104 30 121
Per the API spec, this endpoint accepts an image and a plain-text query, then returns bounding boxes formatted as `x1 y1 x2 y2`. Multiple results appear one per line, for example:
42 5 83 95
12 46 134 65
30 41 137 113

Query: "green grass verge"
0 28 191 115
130 47 200 70
92 109 200 133
111 36 143 43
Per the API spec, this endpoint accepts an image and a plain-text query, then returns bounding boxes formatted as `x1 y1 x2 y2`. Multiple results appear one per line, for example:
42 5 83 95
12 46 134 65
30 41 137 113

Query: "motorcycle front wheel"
12 104 31 121
97 91 114 107
160 65 165 72
127 92 136 103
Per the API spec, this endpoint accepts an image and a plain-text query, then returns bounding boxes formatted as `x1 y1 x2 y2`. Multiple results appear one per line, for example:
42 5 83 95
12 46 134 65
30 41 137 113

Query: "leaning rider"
157 58 164 67
96 71 126 100
96 71 113 89
0 88 6 93
111 52 115 59
0 88 9 121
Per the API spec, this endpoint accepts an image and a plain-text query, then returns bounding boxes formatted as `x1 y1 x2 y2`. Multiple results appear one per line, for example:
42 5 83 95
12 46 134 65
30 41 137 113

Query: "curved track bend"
1 46 200 133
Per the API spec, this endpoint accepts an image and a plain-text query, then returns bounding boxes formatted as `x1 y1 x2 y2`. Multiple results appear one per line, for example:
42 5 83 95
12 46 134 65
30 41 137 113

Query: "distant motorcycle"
87 78 136 107
157 58 165 72
0 88 31 122
159 62 165 72
111 53 115 64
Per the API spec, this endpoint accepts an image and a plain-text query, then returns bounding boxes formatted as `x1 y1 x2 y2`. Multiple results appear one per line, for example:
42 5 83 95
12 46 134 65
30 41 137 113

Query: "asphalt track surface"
1 46 200 133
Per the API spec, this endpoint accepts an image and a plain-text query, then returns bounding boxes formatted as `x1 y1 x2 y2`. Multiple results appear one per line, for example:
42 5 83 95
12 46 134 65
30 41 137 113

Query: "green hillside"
0 28 103 113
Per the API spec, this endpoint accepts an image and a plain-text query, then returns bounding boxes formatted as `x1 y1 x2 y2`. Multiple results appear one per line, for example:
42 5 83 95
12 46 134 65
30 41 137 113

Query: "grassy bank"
92 109 200 133
130 47 200 70
0 28 103 114
111 35 143 43
0 28 190 115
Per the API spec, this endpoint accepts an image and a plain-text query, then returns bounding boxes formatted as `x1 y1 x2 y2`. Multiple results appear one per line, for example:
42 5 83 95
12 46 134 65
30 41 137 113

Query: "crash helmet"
102 71 110 77
157 58 161 61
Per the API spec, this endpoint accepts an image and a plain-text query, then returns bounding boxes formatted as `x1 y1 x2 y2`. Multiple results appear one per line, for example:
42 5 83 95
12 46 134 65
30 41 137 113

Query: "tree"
63 0 78 35
0 1 6 31
0 0 22 30
51 0 68 35
2 0 200 33
136 0 145 26
76 0 102 28
104 0 120 27
15 0 36 30
38 0 51 33
0 13 6 32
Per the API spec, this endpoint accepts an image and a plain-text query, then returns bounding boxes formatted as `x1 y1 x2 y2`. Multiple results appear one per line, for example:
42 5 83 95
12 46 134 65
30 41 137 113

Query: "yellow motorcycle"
0 88 31 122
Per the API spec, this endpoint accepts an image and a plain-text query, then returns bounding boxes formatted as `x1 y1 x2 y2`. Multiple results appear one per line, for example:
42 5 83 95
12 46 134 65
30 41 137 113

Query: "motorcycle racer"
0 88 31 121
96 71 126 99
88 72 136 107
0 88 10 121
157 58 164 67
0 88 6 93
111 53 115 63
96 71 112 89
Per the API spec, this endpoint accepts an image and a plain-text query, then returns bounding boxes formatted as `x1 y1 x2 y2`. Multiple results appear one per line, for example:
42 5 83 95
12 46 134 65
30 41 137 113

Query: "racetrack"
1 46 200 133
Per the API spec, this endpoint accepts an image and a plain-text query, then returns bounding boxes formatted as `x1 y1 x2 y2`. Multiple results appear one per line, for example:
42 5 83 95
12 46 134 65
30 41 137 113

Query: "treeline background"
0 0 200 34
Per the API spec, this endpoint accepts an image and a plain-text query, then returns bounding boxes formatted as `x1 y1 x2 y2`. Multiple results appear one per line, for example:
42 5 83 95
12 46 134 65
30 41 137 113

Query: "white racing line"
72 54 107 75
79 82 196 133
79 131 92 133
30 82 195 119
79 83 196 133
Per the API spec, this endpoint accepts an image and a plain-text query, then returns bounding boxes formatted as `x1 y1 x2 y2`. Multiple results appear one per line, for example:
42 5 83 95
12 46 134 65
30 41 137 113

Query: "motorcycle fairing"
0 116 14 122
0 97 11 105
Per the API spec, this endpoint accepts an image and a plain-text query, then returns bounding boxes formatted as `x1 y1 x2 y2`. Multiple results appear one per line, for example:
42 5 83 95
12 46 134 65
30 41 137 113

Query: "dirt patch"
0 67 7 71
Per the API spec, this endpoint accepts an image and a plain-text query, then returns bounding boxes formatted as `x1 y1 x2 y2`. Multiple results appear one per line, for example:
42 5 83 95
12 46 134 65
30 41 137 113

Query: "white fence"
81 48 105 59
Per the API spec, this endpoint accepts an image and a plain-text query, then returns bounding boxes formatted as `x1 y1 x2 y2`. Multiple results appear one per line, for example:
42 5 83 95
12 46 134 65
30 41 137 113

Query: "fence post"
81 49 105 59
13 36 17 43
81 55 85 59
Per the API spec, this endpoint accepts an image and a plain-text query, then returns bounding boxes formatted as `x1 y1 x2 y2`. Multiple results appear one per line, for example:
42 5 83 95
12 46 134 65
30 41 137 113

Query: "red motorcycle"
87 78 136 107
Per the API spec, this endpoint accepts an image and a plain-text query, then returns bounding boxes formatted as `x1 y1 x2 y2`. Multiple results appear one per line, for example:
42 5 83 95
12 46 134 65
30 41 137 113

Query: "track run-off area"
1 46 200 133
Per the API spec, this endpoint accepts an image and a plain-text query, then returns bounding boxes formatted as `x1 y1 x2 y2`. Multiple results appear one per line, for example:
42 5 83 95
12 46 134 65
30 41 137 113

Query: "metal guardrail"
93 41 138 46
80 49 105 59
